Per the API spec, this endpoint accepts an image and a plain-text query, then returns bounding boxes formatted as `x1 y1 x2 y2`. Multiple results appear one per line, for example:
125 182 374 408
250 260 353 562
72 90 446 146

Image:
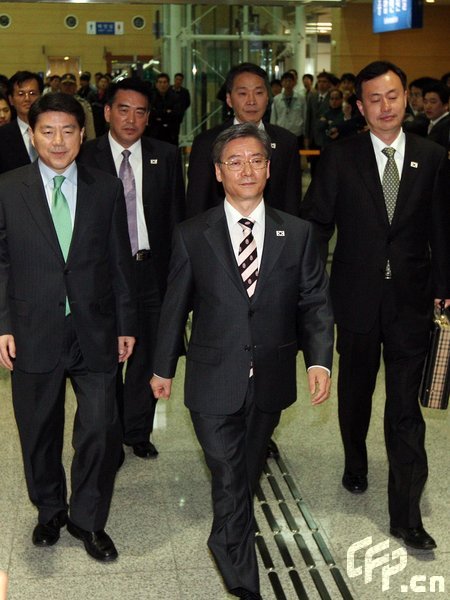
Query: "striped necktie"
238 218 258 297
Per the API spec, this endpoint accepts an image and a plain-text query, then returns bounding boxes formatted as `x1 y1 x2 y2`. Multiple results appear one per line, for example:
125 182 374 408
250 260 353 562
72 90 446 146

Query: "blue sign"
96 22 115 35
373 0 423 33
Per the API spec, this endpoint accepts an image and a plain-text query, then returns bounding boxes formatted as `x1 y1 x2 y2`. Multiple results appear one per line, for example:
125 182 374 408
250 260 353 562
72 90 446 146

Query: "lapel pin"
271 143 277 149
150 159 158 164
410 161 418 168
276 230 285 236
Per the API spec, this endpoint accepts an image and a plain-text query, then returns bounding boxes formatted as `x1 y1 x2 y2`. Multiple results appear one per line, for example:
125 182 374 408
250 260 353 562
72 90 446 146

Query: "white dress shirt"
370 129 405 182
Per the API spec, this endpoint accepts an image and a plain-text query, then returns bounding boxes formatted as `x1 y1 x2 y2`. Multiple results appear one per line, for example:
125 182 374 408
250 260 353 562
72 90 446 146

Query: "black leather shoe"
66 519 118 562
132 441 158 459
266 438 280 459
390 526 437 550
32 510 67 546
342 473 368 494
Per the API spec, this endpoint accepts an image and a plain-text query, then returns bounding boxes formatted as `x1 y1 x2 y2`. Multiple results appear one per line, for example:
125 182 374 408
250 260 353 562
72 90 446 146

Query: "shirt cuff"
307 365 331 376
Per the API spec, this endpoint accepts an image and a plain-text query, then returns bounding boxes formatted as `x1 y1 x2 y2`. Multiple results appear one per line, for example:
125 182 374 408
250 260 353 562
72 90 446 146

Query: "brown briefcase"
419 302 450 410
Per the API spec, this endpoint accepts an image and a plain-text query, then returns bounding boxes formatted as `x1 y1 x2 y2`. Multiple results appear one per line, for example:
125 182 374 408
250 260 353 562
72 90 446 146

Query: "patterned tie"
51 175 72 314
238 218 258 298
119 149 138 256
381 147 400 278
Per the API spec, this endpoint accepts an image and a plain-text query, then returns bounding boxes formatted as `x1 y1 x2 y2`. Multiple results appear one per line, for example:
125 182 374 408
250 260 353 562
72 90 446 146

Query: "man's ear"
214 163 223 183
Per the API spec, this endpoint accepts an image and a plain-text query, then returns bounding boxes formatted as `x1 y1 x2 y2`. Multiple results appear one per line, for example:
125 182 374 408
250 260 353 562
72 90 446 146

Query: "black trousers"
190 380 281 595
11 315 121 531
117 257 161 445
337 281 430 528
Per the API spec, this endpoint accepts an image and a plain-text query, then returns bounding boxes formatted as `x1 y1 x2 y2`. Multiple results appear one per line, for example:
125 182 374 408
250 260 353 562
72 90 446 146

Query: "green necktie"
51 175 72 314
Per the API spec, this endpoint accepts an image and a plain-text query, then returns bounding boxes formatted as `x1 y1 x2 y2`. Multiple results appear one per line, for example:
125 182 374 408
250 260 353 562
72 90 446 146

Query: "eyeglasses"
219 157 268 171
14 90 39 99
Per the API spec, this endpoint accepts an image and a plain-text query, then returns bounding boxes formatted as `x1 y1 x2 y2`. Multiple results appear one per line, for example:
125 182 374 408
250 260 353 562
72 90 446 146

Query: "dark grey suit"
0 161 137 530
79 134 185 445
153 204 333 594
0 120 32 174
301 131 450 528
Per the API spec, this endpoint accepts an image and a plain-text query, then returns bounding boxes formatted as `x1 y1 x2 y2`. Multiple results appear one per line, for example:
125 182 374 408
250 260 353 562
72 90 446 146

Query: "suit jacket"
0 120 31 174
427 114 450 150
186 120 301 218
78 134 185 297
0 161 137 373
305 91 330 147
153 204 334 415
301 131 450 334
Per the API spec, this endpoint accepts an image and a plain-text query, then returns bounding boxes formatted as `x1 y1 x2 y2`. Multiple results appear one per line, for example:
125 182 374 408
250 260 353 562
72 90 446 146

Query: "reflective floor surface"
1 350 449 599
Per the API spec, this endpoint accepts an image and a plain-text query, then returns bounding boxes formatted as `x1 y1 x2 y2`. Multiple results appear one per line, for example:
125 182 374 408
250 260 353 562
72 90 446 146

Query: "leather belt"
133 249 151 261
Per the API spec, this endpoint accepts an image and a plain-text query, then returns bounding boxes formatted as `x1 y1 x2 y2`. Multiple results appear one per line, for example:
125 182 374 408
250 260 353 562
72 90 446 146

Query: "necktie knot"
53 175 65 194
382 146 396 160
122 149 131 161
238 218 254 231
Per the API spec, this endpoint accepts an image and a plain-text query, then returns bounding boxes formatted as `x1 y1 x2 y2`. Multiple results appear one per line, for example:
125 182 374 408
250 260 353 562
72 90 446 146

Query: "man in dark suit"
186 63 302 218
151 123 333 599
0 93 137 561
0 71 43 174
79 78 185 460
304 71 333 176
301 61 450 550
423 81 450 152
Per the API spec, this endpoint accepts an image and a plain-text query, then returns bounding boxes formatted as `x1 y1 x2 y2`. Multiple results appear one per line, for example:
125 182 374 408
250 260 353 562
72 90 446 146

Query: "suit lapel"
204 206 249 299
92 134 117 173
67 165 95 263
354 133 390 228
391 134 423 229
21 163 64 262
252 206 285 303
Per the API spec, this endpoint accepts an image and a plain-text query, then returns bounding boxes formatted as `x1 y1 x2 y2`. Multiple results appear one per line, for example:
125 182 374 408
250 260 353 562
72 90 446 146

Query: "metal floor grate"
255 452 354 600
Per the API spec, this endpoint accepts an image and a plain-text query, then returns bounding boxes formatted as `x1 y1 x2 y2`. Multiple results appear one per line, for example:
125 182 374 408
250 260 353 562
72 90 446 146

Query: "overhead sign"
87 21 124 35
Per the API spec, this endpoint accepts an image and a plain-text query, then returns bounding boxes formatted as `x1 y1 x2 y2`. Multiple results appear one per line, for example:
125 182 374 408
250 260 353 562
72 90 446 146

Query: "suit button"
248 309 254 317
244 345 251 351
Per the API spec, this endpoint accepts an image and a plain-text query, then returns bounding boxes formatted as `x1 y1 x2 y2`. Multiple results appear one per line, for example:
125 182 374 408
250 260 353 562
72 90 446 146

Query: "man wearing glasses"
0 71 43 174
151 124 333 600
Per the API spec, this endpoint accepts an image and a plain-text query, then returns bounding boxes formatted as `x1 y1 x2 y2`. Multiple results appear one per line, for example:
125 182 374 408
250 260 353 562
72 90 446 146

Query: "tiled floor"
1 349 449 599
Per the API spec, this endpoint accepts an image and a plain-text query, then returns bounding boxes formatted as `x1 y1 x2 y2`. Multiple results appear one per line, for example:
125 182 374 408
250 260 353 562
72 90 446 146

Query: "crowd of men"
0 60 449 600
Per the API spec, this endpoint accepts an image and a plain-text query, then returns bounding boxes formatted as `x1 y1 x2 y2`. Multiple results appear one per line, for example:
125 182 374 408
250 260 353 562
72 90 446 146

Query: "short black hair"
340 72 356 83
409 77 437 92
28 92 85 130
212 123 272 165
9 71 44 96
423 81 450 105
281 72 295 82
441 72 450 86
302 74 313 83
174 73 184 79
225 63 270 95
106 78 152 107
157 73 170 82
355 61 407 100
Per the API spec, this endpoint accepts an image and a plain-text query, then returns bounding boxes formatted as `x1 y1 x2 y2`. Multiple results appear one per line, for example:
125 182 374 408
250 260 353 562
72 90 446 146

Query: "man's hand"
434 299 450 309
118 336 136 363
0 335 16 370
150 375 172 400
307 366 331 405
